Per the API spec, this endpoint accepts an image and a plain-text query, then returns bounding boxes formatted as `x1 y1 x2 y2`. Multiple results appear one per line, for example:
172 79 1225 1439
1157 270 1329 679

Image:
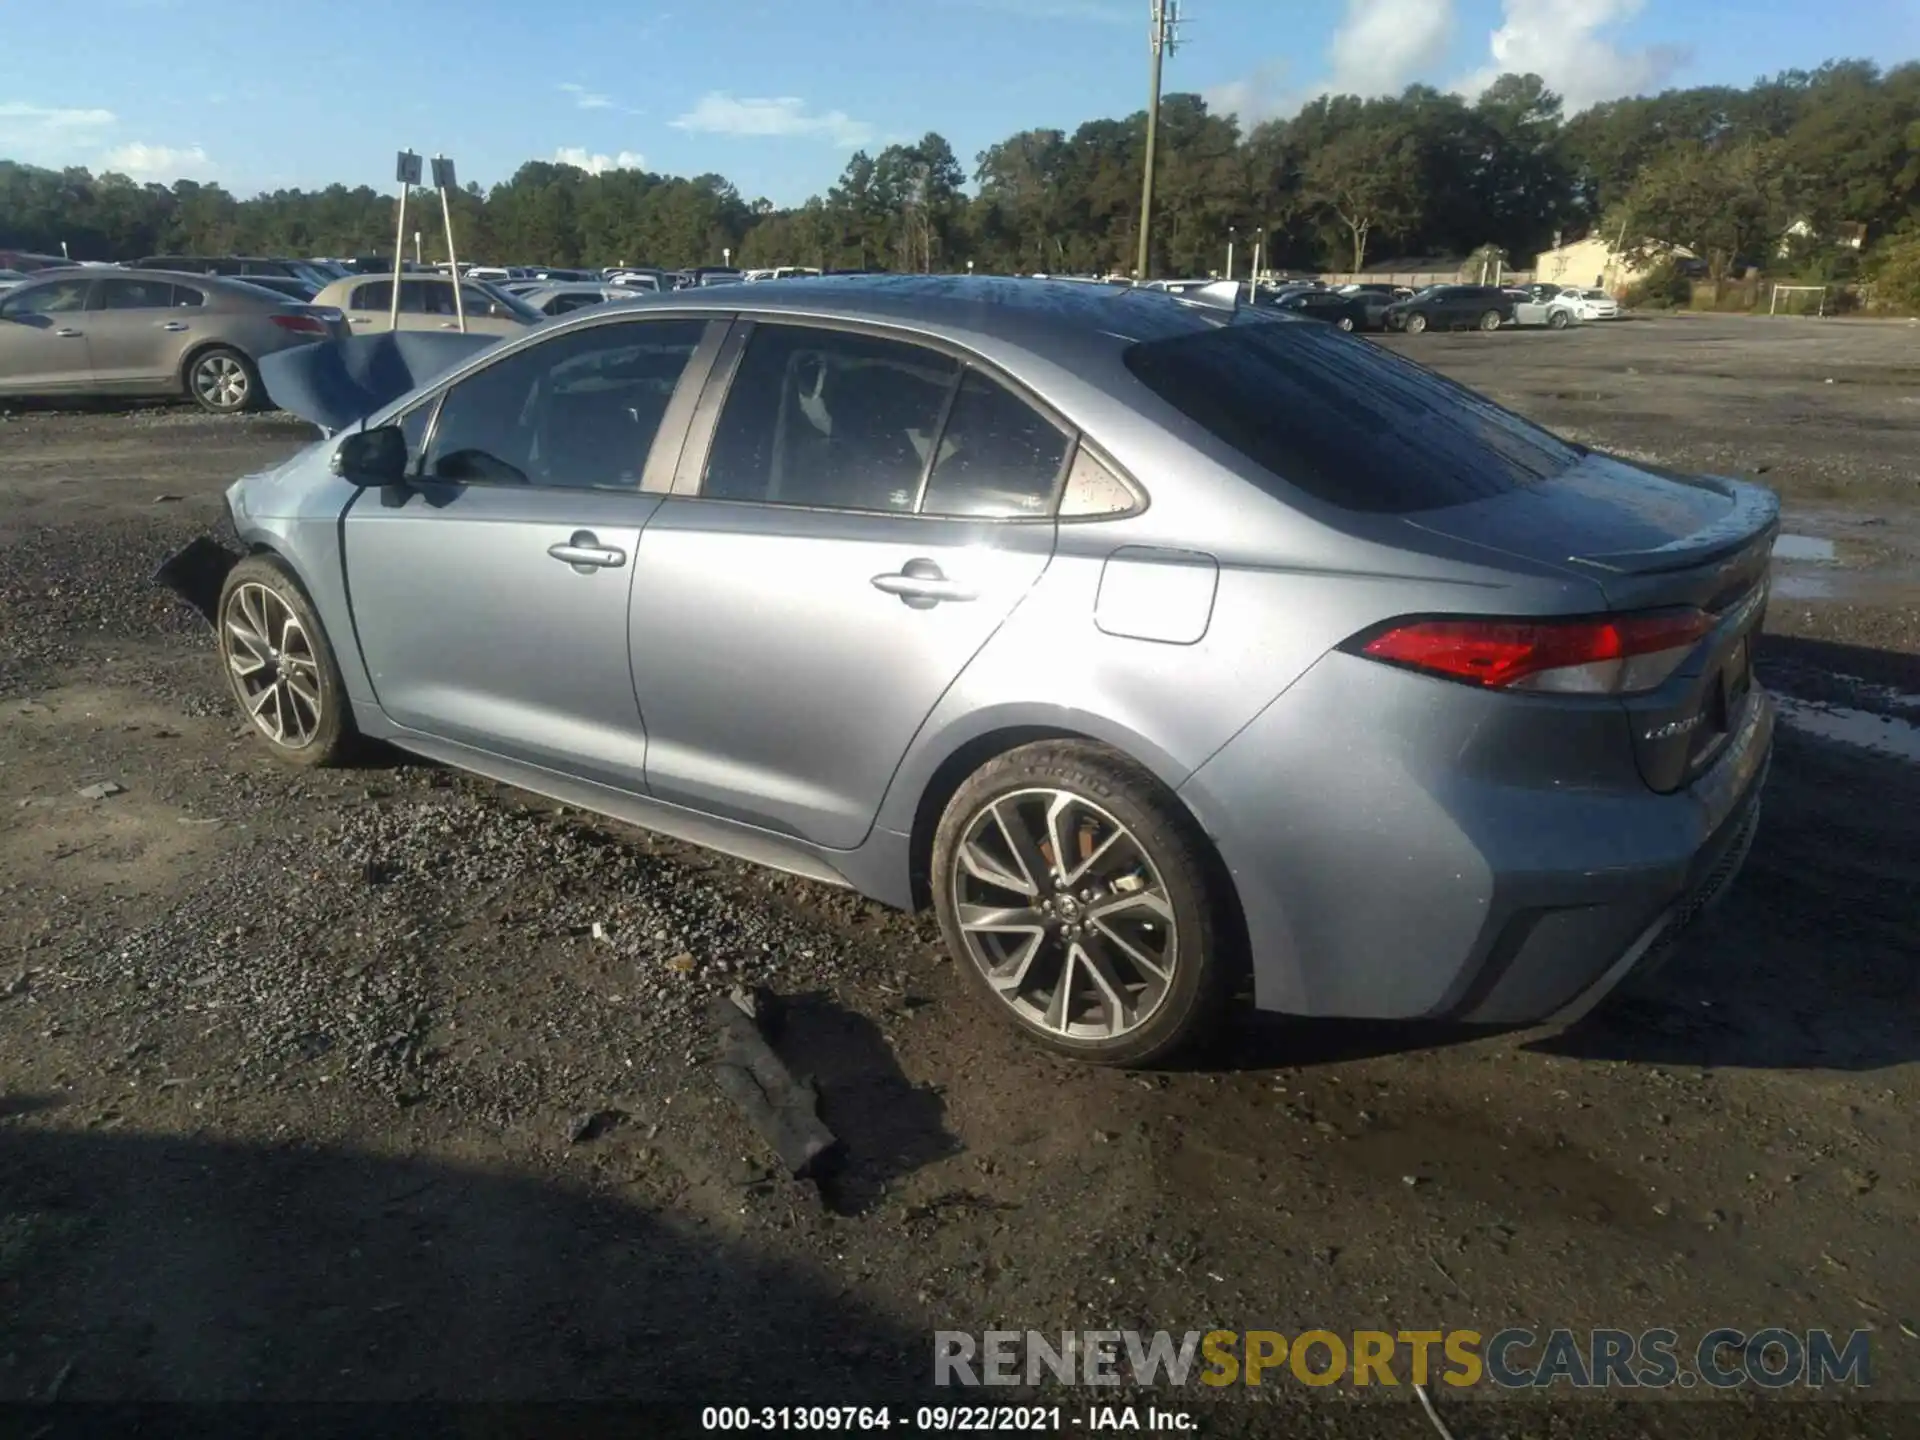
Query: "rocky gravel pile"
29 772 930 1117
0 516 222 683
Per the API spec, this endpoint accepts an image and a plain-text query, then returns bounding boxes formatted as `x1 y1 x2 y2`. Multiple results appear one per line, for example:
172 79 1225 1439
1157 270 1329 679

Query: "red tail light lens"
270 313 328 335
1356 609 1712 694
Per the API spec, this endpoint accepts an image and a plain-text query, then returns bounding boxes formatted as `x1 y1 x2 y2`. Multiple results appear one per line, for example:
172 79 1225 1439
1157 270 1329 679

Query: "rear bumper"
1178 652 1775 1024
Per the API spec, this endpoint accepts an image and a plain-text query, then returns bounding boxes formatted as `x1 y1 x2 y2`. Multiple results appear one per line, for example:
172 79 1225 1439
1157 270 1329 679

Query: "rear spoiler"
258 330 499 434
1566 475 1780 576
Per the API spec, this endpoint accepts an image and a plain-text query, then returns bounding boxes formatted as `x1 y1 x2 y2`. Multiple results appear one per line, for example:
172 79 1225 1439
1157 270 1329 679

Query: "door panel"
341 314 718 789
84 278 193 386
0 315 93 391
630 504 1054 846
0 278 95 391
344 484 660 788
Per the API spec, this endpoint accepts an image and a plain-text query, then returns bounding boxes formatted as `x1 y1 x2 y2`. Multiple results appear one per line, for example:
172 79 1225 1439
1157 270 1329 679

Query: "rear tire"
1477 309 1503 331
1336 315 1356 332
932 740 1228 1067
1404 312 1428 335
186 345 262 414
1547 309 1570 329
216 555 355 767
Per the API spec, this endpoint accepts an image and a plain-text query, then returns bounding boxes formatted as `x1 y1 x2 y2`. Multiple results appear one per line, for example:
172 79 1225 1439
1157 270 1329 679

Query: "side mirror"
330 425 409 486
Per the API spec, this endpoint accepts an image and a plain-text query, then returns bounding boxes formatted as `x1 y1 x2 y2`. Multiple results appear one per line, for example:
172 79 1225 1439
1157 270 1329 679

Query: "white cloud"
559 82 616 110
553 146 647 175
1327 0 1457 96
1453 0 1688 111
1202 64 1293 127
0 101 118 164
669 93 875 149
98 142 217 182
1208 0 1455 124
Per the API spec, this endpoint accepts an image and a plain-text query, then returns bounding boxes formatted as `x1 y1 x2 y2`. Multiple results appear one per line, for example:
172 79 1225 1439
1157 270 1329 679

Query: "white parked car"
1504 288 1584 329
1557 287 1621 320
0 268 29 293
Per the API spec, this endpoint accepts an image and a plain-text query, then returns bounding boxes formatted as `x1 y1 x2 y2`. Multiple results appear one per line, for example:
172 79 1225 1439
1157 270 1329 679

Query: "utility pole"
1135 0 1181 281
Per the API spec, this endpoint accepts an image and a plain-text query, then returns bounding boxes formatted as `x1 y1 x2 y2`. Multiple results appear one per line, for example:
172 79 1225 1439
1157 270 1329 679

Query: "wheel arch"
899 721 1252 997
177 337 248 390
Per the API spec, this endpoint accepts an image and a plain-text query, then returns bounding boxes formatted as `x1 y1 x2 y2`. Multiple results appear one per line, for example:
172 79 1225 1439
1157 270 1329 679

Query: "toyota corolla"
156 276 1776 1066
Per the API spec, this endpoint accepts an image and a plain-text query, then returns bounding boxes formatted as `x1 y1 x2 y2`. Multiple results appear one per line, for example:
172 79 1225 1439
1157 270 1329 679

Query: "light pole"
1135 0 1181 282
1226 225 1236 282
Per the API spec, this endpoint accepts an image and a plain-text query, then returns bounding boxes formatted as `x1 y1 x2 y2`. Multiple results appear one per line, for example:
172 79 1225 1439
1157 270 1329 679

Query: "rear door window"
1123 320 1582 513
90 277 177 310
918 369 1070 519
702 324 959 513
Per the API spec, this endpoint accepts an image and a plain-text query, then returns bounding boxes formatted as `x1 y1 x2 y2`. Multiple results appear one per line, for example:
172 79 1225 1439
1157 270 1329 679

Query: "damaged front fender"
152 534 242 628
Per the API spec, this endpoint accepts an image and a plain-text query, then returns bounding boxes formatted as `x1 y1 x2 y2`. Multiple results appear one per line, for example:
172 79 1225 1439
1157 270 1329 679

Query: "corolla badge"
1644 713 1706 742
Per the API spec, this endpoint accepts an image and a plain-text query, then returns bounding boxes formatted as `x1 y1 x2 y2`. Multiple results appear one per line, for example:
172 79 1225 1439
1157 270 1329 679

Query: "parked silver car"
0 268 347 412
157 277 1776 1065
516 281 652 317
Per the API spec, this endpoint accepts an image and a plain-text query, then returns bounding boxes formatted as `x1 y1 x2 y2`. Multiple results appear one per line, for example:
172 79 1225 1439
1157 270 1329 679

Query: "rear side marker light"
1354 609 1712 695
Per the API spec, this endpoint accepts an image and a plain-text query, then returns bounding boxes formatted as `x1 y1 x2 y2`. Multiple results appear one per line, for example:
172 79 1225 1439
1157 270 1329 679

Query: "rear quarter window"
1123 319 1583 514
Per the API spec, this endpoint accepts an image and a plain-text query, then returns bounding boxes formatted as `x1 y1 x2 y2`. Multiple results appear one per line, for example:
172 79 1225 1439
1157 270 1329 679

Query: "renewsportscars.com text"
934 1328 1872 1390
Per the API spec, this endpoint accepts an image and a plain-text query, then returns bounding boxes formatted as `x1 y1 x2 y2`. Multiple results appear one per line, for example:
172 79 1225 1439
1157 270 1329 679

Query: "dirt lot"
1 315 1916 1434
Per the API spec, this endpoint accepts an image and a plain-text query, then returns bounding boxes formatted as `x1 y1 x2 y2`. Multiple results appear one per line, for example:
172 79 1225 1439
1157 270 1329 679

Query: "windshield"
474 281 545 322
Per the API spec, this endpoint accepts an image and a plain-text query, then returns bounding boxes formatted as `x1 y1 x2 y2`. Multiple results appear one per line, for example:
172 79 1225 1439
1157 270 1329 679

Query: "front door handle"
871 557 977 609
157 320 189 331
54 327 82 338
548 530 626 573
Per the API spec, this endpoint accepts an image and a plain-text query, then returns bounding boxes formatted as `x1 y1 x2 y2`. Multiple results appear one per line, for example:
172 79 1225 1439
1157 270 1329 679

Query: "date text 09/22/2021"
700 1407 1189 1432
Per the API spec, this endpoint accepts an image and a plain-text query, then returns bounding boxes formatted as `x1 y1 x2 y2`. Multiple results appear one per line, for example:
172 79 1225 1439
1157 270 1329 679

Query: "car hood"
257 330 499 433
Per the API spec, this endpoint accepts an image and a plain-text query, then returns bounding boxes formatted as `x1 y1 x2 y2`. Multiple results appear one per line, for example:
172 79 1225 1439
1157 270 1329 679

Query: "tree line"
4 60 1917 288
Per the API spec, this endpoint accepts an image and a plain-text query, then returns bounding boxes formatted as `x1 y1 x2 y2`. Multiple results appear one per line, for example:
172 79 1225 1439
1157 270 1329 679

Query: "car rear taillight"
270 312 329 335
1353 609 1712 694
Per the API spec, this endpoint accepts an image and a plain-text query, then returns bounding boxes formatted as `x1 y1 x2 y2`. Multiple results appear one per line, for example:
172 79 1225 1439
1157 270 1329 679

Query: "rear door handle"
158 320 189 332
872 558 976 608
548 530 626 572
54 327 82 338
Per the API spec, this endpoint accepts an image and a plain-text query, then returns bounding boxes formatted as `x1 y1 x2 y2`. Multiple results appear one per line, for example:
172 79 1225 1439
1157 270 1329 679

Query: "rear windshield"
1122 319 1583 514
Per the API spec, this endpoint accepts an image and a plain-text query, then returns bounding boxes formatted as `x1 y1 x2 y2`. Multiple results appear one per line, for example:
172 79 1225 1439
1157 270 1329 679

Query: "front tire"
216 555 353 766
1404 312 1429 334
931 741 1227 1067
186 345 261 414
1478 309 1503 331
1336 315 1356 332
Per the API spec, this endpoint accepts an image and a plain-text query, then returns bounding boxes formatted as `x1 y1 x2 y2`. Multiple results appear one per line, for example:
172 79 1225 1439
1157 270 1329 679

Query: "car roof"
607 274 1232 363
10 267 281 297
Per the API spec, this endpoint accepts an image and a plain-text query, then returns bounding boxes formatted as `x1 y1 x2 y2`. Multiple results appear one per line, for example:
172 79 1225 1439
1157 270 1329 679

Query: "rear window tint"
1122 320 1582 513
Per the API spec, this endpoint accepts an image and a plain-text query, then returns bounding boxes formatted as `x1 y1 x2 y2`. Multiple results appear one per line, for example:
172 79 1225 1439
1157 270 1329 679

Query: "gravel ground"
1 320 1916 1431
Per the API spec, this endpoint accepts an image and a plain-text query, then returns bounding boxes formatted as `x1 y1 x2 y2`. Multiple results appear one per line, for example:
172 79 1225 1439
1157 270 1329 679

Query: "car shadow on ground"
0 1117 925 1409
1531 728 1919 1074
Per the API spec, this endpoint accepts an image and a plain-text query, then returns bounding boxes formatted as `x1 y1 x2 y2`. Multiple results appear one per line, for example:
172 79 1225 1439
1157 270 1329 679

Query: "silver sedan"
0 269 347 412
158 277 1777 1065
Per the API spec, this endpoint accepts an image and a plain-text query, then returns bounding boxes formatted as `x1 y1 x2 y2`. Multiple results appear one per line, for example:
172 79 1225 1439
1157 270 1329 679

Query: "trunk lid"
1406 451 1779 793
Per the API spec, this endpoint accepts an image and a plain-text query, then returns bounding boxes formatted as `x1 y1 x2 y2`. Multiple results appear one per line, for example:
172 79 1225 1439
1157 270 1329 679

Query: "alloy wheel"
193 353 250 411
223 582 322 747
950 787 1177 1042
